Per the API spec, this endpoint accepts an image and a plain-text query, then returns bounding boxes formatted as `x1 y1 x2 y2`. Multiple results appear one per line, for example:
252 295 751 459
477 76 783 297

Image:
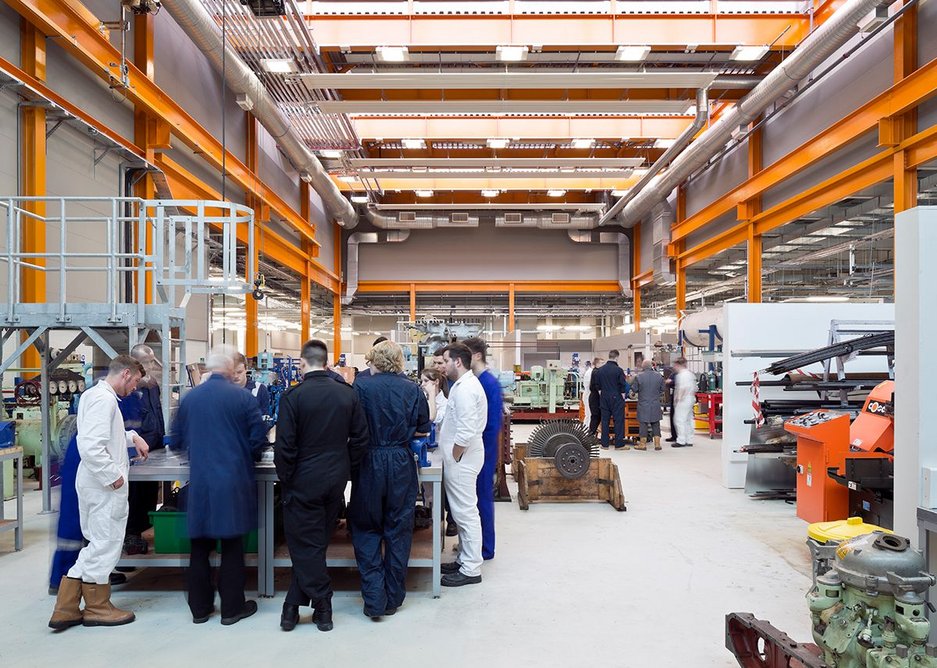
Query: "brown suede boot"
81 582 135 627
634 438 647 451
48 576 83 630
654 436 662 451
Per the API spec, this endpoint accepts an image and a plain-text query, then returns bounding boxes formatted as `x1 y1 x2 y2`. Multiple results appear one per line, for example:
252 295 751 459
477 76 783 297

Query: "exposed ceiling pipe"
711 76 764 89
343 230 411 304
614 0 891 229
160 0 357 228
599 88 708 226
567 230 632 297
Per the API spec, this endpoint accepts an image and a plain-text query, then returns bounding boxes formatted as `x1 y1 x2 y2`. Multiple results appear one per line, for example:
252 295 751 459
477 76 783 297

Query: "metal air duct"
343 230 410 304
613 0 892 228
161 0 357 228
567 230 632 296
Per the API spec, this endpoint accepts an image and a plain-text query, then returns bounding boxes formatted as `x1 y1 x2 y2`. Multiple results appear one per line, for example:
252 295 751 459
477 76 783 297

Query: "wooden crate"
516 457 626 512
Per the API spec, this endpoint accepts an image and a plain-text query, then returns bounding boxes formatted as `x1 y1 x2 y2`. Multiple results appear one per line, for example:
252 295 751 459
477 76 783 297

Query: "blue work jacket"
354 373 431 448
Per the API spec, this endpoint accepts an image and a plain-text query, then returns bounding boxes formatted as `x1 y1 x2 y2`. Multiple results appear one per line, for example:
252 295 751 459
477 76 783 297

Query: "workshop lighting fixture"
376 45 409 62
487 138 511 149
616 324 636 333
260 58 297 73
804 296 850 303
415 189 434 198
350 194 369 203
615 45 651 62
338 174 358 182
481 189 500 197
731 45 770 62
496 45 529 61
547 189 567 197
401 138 426 150
536 324 562 332
654 138 677 149
319 149 343 159
570 138 595 150
611 189 629 197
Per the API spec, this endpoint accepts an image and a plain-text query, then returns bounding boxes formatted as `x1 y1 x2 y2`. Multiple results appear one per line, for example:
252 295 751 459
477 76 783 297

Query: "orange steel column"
20 22 46 371
744 123 764 302
675 187 687 315
299 182 311 344
133 12 157 304
508 283 515 333
632 224 641 328
244 114 259 357
332 222 342 361
893 3 918 213
409 283 417 323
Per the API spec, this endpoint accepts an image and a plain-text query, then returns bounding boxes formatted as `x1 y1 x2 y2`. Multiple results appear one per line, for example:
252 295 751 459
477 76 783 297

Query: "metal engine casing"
808 532 937 668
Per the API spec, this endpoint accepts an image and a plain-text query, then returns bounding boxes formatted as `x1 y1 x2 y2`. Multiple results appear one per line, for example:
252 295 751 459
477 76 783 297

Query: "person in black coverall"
275 339 369 632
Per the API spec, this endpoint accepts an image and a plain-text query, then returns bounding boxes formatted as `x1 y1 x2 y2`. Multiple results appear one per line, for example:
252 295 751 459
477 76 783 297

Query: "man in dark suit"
589 349 629 450
275 339 369 632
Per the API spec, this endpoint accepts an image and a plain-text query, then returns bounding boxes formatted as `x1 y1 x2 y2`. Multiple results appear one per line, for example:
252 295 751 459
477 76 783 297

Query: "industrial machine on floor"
513 420 625 511
727 531 937 668
511 361 580 416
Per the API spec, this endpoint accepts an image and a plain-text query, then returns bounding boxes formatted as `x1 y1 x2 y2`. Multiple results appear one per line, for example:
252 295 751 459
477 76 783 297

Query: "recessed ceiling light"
401 138 426 150
496 45 529 62
611 189 629 197
338 174 358 183
731 45 770 62
481 189 500 197
319 149 343 159
415 189 434 198
487 138 511 149
654 138 677 149
260 58 297 74
615 45 651 62
547 189 567 197
376 46 409 62
350 194 369 203
570 138 595 150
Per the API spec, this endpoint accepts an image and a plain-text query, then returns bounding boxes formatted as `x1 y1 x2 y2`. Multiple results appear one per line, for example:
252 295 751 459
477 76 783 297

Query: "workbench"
121 449 445 598
0 446 24 551
696 391 723 438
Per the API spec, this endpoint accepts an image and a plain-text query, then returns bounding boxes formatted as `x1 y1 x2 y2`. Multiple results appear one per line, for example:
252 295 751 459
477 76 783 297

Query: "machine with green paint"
511 361 580 414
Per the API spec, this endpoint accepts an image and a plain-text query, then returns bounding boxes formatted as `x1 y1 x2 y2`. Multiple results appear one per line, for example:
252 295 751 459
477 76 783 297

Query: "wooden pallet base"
515 456 626 512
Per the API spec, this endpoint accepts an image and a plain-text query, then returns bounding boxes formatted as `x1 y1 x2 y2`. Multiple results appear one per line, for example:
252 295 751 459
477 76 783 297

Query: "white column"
894 207 937 544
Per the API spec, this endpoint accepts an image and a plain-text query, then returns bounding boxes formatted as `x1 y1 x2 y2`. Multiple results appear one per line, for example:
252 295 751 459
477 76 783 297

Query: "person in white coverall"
49 355 148 631
438 343 487 587
672 357 697 449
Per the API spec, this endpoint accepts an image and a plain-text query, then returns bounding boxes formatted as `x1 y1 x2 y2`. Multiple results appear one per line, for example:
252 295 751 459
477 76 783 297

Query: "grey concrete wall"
357 226 617 282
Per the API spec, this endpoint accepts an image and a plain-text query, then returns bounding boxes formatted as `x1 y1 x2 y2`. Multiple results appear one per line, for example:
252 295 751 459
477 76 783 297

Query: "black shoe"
193 606 216 624
665 437 677 442
441 561 462 575
383 607 397 616
109 572 127 586
280 603 299 632
600 445 610 450
671 443 686 448
441 572 482 587
221 600 258 626
363 606 383 621
686 443 693 447
445 522 459 537
123 535 148 556
312 607 333 632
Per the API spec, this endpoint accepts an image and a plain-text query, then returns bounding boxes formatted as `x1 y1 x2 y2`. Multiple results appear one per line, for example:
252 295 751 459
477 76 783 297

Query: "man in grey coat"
631 360 665 451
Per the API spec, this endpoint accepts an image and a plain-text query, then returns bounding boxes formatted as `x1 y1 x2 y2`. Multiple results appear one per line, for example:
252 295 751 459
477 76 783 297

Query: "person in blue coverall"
462 337 503 561
590 349 630 450
171 349 267 626
350 341 431 619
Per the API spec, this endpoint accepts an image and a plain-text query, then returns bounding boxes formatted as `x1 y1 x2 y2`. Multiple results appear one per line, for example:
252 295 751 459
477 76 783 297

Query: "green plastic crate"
149 511 258 554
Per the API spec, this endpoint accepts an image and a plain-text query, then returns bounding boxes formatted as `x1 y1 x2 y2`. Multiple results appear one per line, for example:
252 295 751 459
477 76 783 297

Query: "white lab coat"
433 392 448 433
582 366 593 427
68 380 139 584
438 371 487 577
673 369 697 446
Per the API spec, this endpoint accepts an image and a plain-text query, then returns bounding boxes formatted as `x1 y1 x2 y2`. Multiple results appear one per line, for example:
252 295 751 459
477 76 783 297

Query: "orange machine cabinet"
784 411 852 524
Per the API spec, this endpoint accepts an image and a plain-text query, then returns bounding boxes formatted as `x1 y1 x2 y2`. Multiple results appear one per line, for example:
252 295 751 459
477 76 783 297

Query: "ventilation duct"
161 0 357 228
613 0 892 228
343 230 411 304
367 207 600 229
650 203 676 285
567 230 632 296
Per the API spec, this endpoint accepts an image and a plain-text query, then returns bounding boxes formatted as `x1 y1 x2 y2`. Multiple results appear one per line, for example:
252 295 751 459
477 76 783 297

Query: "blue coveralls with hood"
350 372 431 617
475 369 503 560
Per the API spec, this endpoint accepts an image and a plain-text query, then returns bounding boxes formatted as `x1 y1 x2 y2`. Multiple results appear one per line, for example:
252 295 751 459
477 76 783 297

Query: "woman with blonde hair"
349 341 431 619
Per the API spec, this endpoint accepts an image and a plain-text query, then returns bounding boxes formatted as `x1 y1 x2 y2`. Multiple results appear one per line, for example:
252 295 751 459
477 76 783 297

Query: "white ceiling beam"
301 71 717 90
373 203 608 211
316 99 695 114
348 157 645 168
357 169 636 179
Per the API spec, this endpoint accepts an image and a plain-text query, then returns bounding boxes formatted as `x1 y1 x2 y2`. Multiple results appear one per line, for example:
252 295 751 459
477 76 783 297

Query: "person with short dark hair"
49 355 148 630
632 359 665 451
350 341 431 618
461 337 503 561
438 343 487 587
173 349 268 626
583 357 603 437
590 349 629 450
276 339 369 632
232 352 273 423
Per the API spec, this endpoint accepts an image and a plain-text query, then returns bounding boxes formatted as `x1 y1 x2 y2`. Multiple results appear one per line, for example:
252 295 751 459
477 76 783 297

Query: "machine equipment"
727 532 937 668
512 361 580 416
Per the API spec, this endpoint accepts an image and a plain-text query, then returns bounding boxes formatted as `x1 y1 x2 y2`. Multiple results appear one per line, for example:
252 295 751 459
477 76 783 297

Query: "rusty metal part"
726 613 827 668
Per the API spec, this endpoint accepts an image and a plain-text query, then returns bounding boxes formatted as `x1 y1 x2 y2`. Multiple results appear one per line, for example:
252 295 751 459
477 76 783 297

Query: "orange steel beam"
675 186 687 314
745 124 763 303
155 154 341 293
332 221 342 360
674 56 937 243
356 281 621 294
633 270 654 288
747 226 763 303
20 21 45 371
299 181 311 345
352 116 694 141
409 284 417 322
508 283 515 333
133 12 158 305
9 0 318 246
245 114 259 358
306 14 815 49
893 2 918 214
632 223 641 328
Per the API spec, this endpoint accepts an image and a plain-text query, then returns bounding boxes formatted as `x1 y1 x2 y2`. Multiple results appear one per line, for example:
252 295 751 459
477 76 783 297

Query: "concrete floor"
0 424 814 667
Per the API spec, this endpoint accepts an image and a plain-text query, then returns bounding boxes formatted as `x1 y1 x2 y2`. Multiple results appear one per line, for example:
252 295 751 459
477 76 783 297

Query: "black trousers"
126 481 159 536
187 537 245 619
282 480 345 609
588 393 601 437
600 401 625 448
669 395 677 436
